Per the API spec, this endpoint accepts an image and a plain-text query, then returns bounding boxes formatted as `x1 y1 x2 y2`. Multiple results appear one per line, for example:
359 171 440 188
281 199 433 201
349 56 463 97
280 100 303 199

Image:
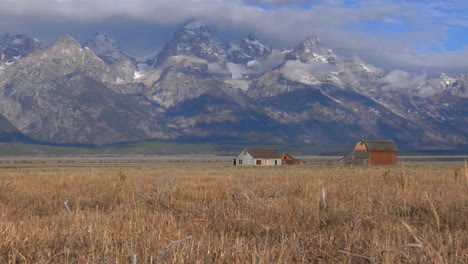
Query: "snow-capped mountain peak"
293 36 327 55
286 36 337 64
286 35 336 64
226 33 273 64
84 32 131 65
302 35 322 47
182 20 209 32
86 32 119 52
440 73 456 86
152 20 226 66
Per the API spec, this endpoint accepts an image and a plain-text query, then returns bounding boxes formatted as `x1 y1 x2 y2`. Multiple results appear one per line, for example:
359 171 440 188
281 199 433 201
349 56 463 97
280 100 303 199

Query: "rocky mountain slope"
0 22 466 150
84 32 133 65
0 33 44 65
226 34 273 64
0 35 175 145
145 21 226 68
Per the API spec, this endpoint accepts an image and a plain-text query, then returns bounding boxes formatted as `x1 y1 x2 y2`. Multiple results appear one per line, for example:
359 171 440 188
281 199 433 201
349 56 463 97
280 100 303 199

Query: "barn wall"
282 154 295 165
369 151 397 165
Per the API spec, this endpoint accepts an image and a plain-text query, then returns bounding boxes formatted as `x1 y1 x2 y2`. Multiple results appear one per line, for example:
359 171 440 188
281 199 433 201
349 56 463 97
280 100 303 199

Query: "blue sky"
0 0 467 75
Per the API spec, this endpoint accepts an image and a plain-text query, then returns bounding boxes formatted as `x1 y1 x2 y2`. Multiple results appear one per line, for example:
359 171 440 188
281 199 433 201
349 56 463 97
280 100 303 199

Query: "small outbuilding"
341 140 398 166
280 153 306 165
234 148 282 166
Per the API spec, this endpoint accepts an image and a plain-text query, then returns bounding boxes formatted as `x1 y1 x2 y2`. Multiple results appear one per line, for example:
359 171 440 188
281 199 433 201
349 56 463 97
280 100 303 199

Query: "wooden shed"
341 140 398 166
281 153 306 165
281 153 295 165
234 148 282 166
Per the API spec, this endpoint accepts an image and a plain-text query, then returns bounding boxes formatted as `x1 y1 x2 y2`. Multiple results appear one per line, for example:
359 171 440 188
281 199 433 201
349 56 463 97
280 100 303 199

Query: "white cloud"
223 51 286 79
282 60 338 84
381 70 426 91
208 62 230 75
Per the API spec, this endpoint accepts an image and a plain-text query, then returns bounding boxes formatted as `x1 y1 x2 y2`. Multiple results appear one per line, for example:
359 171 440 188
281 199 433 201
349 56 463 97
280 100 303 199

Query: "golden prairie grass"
0 163 466 263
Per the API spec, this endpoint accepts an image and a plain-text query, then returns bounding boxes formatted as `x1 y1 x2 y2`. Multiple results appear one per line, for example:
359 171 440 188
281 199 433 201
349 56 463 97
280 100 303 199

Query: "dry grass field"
0 162 466 263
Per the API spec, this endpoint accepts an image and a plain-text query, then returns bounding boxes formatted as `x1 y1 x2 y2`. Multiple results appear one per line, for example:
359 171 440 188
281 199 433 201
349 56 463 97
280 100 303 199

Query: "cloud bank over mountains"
0 0 467 76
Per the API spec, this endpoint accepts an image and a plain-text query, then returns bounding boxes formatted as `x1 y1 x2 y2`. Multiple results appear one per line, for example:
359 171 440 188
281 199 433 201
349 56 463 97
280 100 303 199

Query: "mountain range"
0 21 467 151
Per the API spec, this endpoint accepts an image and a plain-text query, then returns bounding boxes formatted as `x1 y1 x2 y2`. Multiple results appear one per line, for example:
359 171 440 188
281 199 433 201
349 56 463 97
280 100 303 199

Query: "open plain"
0 161 466 263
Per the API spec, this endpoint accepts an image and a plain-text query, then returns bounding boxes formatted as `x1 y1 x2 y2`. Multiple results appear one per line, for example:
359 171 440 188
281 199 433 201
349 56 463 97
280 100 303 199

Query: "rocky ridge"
226 34 273 64
84 32 132 65
0 33 44 65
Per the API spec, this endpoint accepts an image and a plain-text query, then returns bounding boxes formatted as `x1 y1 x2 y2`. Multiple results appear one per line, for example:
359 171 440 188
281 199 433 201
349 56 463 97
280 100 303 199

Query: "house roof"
245 148 281 159
361 140 398 151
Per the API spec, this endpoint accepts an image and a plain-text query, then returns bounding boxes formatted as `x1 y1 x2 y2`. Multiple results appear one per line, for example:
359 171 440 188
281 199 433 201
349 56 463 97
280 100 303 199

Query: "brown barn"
281 153 295 165
280 153 306 165
341 140 398 166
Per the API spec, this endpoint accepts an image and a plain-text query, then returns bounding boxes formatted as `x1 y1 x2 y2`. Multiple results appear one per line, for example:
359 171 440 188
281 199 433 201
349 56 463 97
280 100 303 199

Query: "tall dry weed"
0 163 466 263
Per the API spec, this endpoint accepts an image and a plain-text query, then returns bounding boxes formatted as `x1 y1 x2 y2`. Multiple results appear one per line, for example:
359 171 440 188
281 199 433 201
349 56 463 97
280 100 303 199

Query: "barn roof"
245 148 281 159
279 153 295 158
361 140 398 151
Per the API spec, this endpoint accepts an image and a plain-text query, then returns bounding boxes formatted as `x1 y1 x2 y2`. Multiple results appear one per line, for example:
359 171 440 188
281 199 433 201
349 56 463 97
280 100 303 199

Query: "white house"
234 148 282 166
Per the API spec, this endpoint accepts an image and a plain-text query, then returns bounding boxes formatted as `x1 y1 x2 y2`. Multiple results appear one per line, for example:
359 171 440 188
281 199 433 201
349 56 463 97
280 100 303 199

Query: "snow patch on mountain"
320 89 342 104
359 62 372 73
226 34 272 64
246 60 258 67
133 71 144 79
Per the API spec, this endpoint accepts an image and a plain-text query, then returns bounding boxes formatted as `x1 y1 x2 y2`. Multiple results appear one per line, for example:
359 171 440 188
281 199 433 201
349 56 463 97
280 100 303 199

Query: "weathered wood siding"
368 151 397 165
281 154 295 165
